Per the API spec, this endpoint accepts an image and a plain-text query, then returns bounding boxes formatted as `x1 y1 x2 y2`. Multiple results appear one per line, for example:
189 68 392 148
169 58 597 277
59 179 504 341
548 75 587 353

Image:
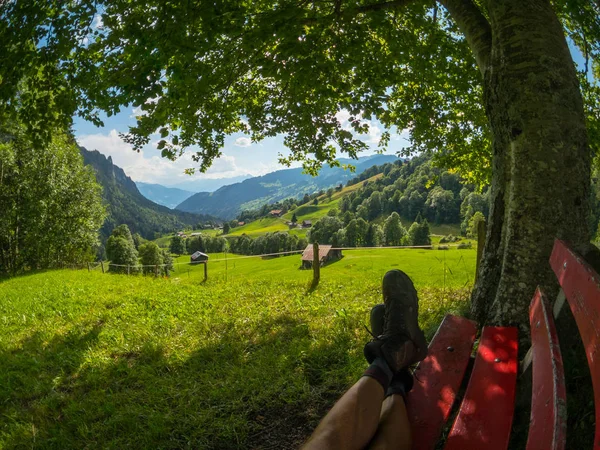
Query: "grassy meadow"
0 247 476 449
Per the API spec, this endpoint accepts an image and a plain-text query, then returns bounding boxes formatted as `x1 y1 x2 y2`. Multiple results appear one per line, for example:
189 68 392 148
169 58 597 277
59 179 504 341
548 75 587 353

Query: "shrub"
457 242 473 249
437 245 450 250
439 234 461 244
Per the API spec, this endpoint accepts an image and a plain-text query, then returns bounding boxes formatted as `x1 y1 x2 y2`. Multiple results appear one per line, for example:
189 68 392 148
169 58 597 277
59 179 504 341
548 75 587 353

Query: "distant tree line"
308 212 431 247
228 232 308 256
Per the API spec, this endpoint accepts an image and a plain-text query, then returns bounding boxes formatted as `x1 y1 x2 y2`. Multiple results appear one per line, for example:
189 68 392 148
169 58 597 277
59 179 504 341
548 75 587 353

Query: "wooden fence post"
312 242 320 289
203 262 208 283
101 261 105 273
127 265 130 275
155 264 159 277
475 219 486 282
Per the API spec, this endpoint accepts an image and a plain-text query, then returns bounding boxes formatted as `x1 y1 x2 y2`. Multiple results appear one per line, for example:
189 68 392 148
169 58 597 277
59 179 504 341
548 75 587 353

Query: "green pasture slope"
227 174 384 238
0 247 476 448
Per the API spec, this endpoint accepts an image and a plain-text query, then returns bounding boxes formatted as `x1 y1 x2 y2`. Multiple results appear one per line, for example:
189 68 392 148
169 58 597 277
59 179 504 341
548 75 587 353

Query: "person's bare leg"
302 376 385 450
304 270 427 450
368 394 411 450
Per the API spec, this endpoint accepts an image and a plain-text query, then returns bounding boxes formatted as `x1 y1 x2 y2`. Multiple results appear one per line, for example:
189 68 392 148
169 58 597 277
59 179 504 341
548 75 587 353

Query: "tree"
106 225 139 274
3 1 599 326
139 242 164 275
309 216 343 244
291 212 298 224
223 223 231 234
408 216 432 247
367 191 383 220
0 124 105 274
312 197 319 206
169 236 186 256
384 212 407 246
162 249 174 276
467 211 486 239
132 233 144 250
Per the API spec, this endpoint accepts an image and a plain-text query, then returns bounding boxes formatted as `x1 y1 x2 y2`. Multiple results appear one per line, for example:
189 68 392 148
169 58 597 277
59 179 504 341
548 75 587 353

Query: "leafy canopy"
1 1 599 181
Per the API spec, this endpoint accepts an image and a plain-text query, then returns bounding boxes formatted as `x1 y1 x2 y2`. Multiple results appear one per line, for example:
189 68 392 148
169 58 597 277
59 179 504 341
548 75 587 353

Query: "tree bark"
469 0 591 332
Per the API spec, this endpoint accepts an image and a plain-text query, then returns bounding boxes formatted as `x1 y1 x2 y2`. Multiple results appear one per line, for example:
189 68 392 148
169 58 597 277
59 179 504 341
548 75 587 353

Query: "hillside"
80 147 214 241
176 154 398 219
136 182 194 209
223 155 486 251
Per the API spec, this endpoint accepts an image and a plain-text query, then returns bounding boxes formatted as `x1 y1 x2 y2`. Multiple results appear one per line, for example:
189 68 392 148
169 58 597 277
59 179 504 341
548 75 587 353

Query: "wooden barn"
190 251 209 263
301 244 342 269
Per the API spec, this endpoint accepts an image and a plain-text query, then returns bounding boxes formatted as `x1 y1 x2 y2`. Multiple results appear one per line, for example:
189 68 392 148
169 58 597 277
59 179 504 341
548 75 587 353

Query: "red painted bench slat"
444 326 518 450
406 314 478 450
550 239 600 449
526 288 567 450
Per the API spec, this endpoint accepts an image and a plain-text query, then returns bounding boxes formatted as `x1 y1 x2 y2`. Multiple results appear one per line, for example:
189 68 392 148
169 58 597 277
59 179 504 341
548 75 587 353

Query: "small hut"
301 244 342 269
190 251 209 264
302 220 312 228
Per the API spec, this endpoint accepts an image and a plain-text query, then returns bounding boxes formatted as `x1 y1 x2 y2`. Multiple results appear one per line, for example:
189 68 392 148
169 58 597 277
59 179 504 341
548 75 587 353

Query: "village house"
302 220 312 228
269 209 283 217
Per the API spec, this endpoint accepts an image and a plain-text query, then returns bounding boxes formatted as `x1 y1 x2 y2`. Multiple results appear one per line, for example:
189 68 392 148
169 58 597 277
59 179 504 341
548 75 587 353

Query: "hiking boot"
370 303 385 337
364 270 428 372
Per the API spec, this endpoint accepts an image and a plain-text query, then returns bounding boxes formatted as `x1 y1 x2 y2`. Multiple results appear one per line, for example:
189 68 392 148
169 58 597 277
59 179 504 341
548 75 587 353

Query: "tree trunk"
470 0 591 333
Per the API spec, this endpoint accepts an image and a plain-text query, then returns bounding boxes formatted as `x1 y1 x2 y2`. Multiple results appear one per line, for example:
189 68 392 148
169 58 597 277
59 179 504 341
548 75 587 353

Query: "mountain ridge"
136 182 195 209
79 147 213 241
176 154 398 219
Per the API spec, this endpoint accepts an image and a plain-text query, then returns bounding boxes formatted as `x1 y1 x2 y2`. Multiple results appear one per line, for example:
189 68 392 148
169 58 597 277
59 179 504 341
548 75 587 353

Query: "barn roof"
191 251 208 261
301 244 333 262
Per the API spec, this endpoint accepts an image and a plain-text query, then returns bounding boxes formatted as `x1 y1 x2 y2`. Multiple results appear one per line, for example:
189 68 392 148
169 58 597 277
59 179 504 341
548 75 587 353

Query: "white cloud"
336 110 351 125
92 14 103 29
234 137 252 147
77 129 260 185
363 121 382 144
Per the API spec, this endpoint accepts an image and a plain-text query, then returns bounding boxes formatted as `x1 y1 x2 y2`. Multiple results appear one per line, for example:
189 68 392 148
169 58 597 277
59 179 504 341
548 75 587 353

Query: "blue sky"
74 107 408 187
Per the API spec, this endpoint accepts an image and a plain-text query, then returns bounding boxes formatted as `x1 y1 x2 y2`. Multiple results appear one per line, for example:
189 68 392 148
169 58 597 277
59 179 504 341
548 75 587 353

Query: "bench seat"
406 239 599 450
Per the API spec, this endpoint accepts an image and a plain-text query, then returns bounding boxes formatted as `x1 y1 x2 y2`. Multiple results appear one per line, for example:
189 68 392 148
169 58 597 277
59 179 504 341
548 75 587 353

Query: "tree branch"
351 0 415 14
437 0 491 74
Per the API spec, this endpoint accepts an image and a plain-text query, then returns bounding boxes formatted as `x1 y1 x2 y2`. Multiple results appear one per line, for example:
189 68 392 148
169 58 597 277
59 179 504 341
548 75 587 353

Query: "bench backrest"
549 239 600 449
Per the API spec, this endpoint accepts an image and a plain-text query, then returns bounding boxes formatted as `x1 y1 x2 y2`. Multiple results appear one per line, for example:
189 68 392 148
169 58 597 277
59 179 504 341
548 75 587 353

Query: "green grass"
227 218 289 237
0 248 475 448
170 247 476 288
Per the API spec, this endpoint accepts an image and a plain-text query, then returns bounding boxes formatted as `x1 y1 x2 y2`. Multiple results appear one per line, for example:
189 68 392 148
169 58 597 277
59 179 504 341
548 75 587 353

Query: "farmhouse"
301 244 342 269
302 220 312 228
269 210 283 217
190 251 208 263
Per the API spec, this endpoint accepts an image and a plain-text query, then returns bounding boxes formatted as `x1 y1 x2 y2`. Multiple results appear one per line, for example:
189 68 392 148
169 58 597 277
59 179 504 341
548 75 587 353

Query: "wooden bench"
405 239 600 449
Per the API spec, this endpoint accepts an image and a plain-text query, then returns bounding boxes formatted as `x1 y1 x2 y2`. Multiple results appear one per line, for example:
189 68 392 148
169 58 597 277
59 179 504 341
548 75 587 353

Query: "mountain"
136 182 195 209
80 147 215 241
167 175 251 193
176 154 398 219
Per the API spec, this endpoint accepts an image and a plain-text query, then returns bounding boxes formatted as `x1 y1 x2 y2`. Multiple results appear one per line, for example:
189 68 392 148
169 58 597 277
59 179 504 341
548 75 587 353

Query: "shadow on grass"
0 314 357 449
